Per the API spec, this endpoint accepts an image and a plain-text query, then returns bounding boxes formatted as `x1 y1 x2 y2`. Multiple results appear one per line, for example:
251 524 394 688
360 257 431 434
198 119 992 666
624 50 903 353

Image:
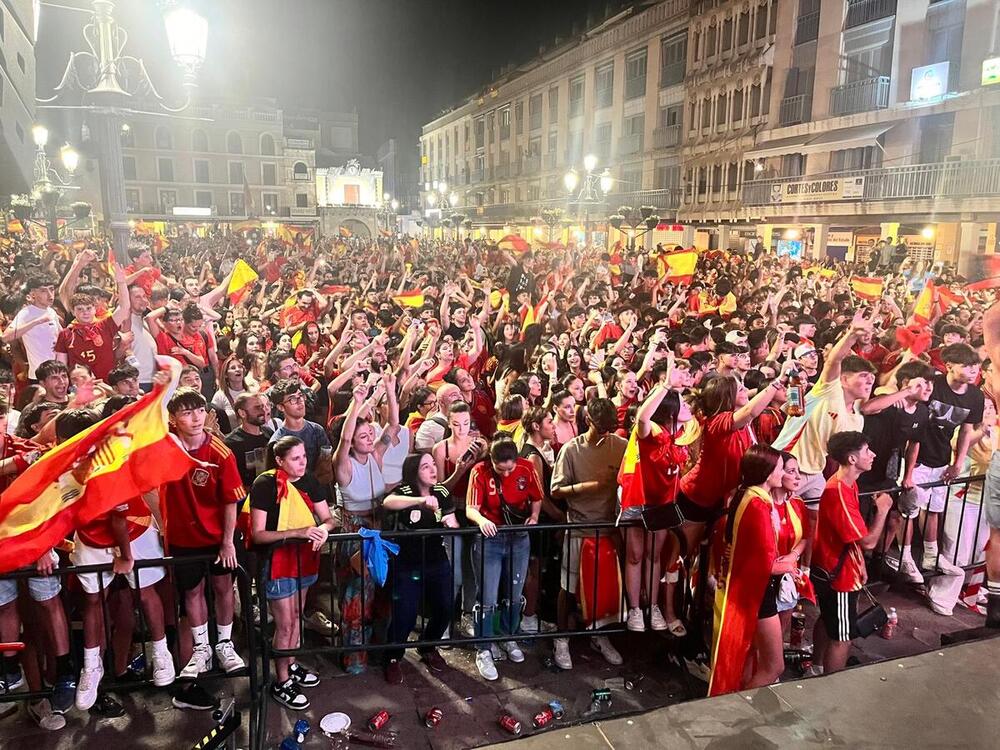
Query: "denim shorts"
265 573 317 601
0 551 61 606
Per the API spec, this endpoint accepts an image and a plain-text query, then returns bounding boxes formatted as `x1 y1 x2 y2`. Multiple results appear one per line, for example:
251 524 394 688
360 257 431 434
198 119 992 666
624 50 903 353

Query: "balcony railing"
779 94 812 126
660 61 686 87
652 124 681 149
612 188 680 212
285 138 313 150
618 133 643 156
845 0 897 29
289 206 316 217
795 10 820 45
830 76 890 116
742 159 1000 206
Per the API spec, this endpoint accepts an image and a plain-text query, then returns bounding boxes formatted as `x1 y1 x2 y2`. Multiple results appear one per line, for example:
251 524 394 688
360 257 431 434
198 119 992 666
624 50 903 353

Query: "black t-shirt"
445 322 469 341
860 402 929 490
224 426 274 489
388 483 455 566
920 375 985 468
249 471 329 531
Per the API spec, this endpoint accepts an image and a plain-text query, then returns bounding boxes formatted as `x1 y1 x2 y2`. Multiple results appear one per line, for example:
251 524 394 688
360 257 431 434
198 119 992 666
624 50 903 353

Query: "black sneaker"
171 681 218 711
90 692 126 719
270 678 309 710
287 662 319 688
4 669 23 691
50 676 76 715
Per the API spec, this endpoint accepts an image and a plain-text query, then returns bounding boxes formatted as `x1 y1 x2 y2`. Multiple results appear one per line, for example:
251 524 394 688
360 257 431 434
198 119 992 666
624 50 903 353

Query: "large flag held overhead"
498 234 530 255
0 359 199 574
850 276 884 301
227 259 259 305
393 289 425 308
660 248 698 283
911 281 936 325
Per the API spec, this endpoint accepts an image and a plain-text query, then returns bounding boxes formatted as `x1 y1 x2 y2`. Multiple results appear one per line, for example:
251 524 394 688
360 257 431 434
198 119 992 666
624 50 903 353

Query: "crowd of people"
0 226 998 729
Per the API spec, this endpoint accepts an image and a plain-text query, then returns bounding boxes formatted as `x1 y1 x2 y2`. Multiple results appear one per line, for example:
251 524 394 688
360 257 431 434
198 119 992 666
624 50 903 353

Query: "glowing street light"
32 124 49 148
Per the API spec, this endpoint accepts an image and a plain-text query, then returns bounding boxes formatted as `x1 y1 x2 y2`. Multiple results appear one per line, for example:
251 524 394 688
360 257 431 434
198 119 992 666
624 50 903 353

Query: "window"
722 17 733 51
567 129 583 162
697 166 707 196
701 97 712 128
660 32 687 86
229 192 246 216
261 192 278 213
755 3 769 39
121 126 135 148
625 49 647 99
830 146 882 171
195 190 213 209
727 162 739 192
499 107 511 140
780 153 806 177
569 75 585 117
548 86 558 124
125 189 140 213
712 164 723 193
689 101 698 132
194 159 210 183
157 158 174 182
528 135 542 157
594 122 612 160
716 94 728 128
622 114 644 153
529 93 542 130
192 129 208 151
528 183 541 201
658 104 682 128
750 83 762 117
123 156 137 181
693 29 702 61
474 117 485 149
500 189 510 204
595 62 614 108
293 161 309 180
843 22 893 84
654 163 679 190
159 189 177 214
260 133 276 156
226 131 243 154
731 88 744 123
919 113 955 163
262 162 277 186
706 24 717 57
296 193 309 208
738 11 750 45
229 161 245 185
515 102 523 134
620 163 643 192
155 126 173 150
547 131 557 160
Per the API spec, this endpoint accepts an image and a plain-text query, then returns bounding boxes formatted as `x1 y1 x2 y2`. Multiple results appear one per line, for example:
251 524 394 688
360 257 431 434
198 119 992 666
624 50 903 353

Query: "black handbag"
855 586 889 638
640 502 686 531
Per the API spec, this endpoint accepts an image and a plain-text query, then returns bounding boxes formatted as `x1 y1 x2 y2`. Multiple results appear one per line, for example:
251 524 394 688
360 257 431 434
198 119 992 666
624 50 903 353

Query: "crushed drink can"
424 708 443 728
548 700 564 719
790 611 806 649
591 688 612 703
279 738 299 750
294 719 310 743
499 712 522 735
532 707 555 729
368 710 391 732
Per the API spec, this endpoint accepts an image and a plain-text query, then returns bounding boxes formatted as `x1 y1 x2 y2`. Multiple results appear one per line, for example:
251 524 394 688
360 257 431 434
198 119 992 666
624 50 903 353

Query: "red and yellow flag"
498 234 530 255
850 276 884 301
912 281 936 325
0 359 198 574
393 289 425 308
227 259 259 305
660 248 698 283
937 285 966 316
6 219 24 234
339 226 353 238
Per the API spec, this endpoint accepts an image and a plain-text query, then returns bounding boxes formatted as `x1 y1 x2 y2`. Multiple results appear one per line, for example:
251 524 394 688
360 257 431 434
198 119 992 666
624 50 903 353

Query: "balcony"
795 10 820 45
618 133 643 157
741 159 1000 206
845 0 896 29
285 138 313 150
660 61 686 88
652 125 681 149
289 206 317 217
830 76 890 116
779 94 812 126
612 188 680 213
524 155 541 174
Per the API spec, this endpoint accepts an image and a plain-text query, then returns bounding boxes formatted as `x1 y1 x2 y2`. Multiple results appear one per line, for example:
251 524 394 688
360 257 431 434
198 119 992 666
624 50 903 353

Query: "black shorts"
814 575 860 642
170 545 236 593
675 491 718 524
757 575 781 619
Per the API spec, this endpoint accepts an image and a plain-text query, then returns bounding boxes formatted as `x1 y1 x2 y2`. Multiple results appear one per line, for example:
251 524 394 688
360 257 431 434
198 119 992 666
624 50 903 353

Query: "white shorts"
71 525 166 595
799 472 828 507
900 464 949 515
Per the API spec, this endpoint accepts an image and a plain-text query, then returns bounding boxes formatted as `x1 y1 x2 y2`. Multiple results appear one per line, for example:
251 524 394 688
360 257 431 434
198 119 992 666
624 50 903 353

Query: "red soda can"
532 708 554 729
790 611 806 649
424 708 443 728
368 710 391 732
499 712 522 735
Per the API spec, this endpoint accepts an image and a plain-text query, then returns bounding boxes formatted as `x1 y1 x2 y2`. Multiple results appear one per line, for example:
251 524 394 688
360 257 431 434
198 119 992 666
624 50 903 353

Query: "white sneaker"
501 641 524 663
921 552 939 571
214 640 245 673
75 663 103 711
520 614 539 634
462 613 476 637
592 636 623 666
303 610 334 636
553 638 573 670
475 649 498 681
935 556 964 576
179 644 212 680
152 649 176 687
27 699 65 731
650 605 668 631
626 607 646 632
898 558 924 584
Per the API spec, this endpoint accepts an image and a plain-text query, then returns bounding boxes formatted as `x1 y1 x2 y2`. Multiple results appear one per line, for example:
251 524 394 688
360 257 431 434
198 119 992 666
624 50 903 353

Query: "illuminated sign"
910 62 949 101
172 206 212 217
769 177 865 204
984 57 1000 86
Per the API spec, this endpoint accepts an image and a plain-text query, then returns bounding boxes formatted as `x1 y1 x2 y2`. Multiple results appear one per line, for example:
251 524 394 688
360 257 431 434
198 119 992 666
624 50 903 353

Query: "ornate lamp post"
564 154 613 247
29 125 83 242
609 205 660 254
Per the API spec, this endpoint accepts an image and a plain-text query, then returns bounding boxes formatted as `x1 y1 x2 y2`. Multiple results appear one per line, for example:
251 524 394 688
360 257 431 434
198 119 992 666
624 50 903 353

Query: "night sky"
36 0 627 168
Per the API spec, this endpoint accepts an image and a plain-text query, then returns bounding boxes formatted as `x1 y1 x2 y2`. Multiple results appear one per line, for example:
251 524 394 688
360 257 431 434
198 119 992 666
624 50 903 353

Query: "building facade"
0 0 37 196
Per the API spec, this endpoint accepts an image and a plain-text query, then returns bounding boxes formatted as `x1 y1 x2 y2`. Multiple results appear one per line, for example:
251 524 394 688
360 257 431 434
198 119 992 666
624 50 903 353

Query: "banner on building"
769 176 865 204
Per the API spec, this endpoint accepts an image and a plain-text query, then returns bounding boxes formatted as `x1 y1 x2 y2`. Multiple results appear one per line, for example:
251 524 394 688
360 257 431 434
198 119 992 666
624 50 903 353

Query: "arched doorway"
340 219 370 239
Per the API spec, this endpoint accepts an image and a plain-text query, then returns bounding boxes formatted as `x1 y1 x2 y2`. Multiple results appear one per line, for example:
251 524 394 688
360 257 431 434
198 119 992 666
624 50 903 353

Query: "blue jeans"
472 532 530 640
447 533 478 615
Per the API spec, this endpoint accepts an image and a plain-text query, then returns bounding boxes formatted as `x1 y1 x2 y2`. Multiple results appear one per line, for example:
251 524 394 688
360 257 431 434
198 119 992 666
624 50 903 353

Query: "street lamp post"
564 155 613 247
377 192 399 237
38 1 208 262
423 181 459 241
609 205 660 254
29 125 81 242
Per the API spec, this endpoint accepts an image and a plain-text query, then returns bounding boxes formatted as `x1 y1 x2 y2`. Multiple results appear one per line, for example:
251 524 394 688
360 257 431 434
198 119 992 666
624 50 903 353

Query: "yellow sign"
983 57 1000 86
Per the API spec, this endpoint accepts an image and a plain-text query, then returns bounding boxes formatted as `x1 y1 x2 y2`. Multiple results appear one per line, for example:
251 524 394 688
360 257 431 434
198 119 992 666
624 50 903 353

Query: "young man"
160 388 246 711
268 379 331 470
54 264 130 380
59 407 174 711
3 275 62 380
982 299 1000 627
107 363 141 398
35 359 70 407
812 431 892 674
224 393 274 489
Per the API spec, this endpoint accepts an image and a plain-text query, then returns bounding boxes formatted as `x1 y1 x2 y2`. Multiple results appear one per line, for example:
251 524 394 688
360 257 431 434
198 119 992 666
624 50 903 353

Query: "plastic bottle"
882 607 898 639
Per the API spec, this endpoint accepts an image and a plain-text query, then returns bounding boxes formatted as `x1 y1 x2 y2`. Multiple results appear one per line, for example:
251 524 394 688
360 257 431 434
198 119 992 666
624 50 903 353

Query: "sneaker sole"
153 674 176 688
220 663 246 674
171 698 216 711
270 695 311 710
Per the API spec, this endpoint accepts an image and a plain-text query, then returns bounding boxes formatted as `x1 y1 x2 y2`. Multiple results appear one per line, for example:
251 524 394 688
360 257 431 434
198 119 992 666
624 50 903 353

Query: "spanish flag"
0 358 198 574
489 288 510 311
393 289 425 308
937 285 966 316
227 259 259 305
6 219 24 234
850 276 883 301
617 427 646 510
152 235 170 254
519 301 544 332
912 280 936 325
339 226 353 238
498 234 530 255
660 247 698 283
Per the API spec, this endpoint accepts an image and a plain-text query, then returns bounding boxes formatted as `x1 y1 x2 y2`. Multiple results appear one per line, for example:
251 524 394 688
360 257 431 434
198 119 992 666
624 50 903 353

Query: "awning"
746 122 894 160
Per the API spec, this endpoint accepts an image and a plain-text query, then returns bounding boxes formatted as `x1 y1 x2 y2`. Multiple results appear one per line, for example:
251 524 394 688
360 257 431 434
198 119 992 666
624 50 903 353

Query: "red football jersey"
54 317 119 379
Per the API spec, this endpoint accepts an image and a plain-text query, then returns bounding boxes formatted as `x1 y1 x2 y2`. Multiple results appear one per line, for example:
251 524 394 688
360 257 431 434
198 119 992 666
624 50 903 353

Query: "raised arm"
333 384 366 487
733 380 785 429
110 262 132 327
820 311 871 383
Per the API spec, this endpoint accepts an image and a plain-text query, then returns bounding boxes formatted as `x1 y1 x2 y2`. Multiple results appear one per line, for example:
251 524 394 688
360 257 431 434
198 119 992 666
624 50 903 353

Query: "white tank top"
338 454 386 513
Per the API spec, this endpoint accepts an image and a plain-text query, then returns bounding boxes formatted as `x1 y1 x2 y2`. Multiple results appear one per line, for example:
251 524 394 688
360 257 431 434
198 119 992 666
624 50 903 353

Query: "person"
414 383 464 452
159 387 246 711
250 436 334 710
53 263 130 380
465 436 542 681
773 452 812 632
550 397 626 671
811 431 893 674
35 359 70 407
212 354 251 429
982 298 1000 627
3 275 62 383
708 445 792 695
224 393 274 489
268 378 331 471
382 453 458 683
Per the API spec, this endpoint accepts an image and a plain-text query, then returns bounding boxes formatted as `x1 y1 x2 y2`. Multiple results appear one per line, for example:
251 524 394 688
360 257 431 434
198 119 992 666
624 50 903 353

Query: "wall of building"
0 0 37 195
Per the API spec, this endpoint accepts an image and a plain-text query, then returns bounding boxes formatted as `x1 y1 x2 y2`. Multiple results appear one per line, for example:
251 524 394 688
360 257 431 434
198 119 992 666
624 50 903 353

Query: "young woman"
550 389 579 455
211 354 251 429
294 321 327 378
708 445 797 696
774 452 812 635
250 437 335 710
382 454 459 684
